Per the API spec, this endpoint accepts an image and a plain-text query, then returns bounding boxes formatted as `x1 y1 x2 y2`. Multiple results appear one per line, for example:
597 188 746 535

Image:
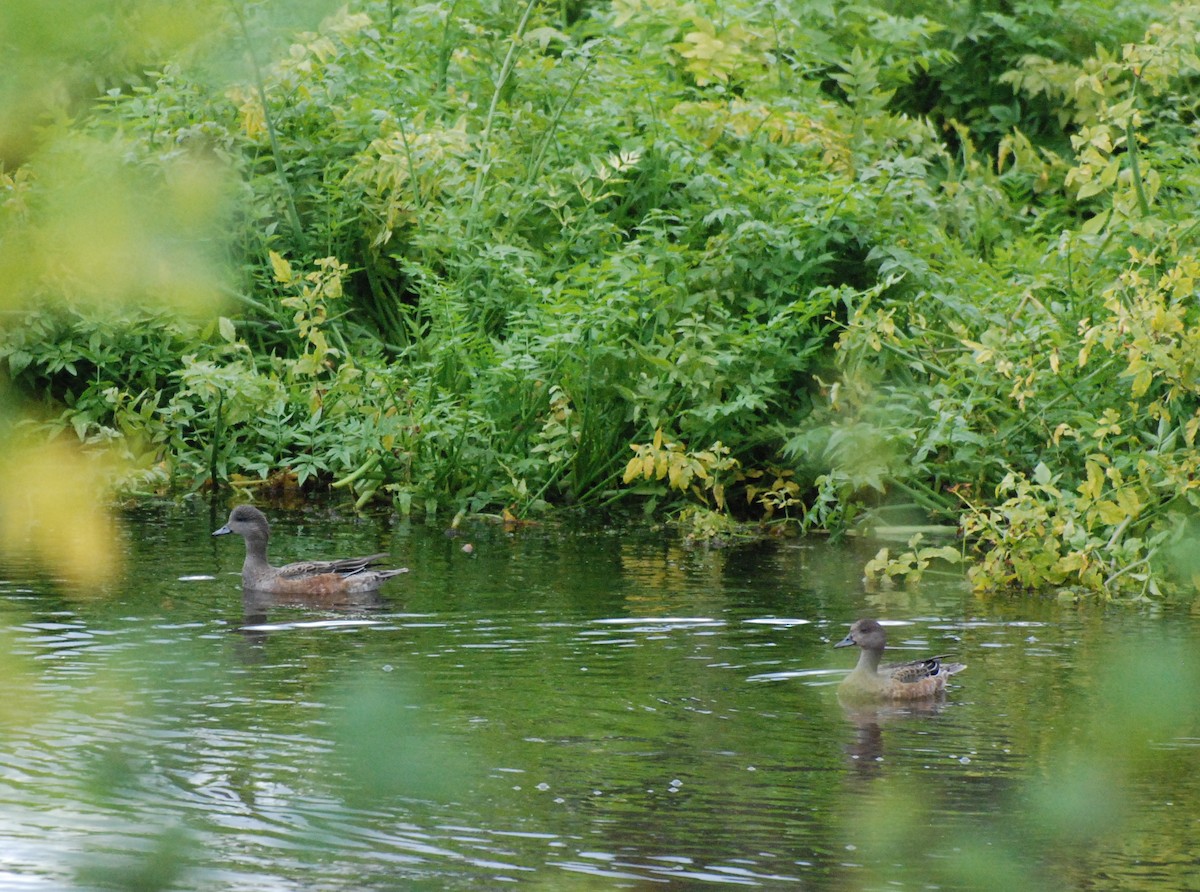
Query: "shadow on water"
1 501 1199 890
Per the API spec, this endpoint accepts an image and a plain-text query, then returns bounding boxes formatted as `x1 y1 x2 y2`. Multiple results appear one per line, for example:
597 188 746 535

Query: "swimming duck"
213 505 408 594
834 618 965 701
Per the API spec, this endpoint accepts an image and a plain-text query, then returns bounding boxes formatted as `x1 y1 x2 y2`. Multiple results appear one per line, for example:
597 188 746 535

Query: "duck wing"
275 553 393 579
881 655 966 684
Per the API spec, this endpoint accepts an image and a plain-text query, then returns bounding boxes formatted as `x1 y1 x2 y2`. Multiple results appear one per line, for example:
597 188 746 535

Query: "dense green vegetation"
3 0 1200 597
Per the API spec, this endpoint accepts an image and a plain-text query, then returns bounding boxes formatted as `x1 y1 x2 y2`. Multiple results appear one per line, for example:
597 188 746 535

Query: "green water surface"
1 502 1198 890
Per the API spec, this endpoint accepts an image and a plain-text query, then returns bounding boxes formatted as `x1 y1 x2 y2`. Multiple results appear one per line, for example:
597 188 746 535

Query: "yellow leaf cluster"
622 429 738 510
227 85 267 141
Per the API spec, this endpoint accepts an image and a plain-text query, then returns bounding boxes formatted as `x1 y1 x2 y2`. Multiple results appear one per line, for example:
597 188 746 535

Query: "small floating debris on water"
177 575 216 582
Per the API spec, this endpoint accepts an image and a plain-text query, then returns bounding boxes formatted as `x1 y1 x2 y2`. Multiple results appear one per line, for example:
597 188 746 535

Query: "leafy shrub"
3 0 1197 598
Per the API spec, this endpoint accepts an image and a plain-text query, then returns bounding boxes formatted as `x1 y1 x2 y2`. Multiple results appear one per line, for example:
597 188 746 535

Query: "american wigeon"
213 505 408 594
834 619 965 701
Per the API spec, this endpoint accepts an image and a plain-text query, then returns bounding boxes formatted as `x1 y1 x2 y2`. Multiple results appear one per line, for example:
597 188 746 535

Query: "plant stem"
209 390 224 488
434 0 462 93
1125 74 1151 218
229 0 307 252
466 0 538 239
523 49 595 190
1125 117 1151 218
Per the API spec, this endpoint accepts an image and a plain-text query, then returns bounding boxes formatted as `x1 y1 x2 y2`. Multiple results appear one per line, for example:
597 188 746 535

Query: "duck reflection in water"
839 700 951 776
241 586 386 620
236 588 388 653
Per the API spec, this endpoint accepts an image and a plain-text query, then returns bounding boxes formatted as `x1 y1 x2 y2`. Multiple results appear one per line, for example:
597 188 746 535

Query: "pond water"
1 501 1199 890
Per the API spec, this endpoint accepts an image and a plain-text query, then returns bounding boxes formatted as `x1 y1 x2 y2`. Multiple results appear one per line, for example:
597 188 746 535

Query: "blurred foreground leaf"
0 433 123 591
2 135 233 313
329 672 472 805
0 0 244 589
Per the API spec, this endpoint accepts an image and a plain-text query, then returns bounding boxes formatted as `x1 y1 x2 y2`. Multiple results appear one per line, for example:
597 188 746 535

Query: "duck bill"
834 634 855 648
212 525 233 537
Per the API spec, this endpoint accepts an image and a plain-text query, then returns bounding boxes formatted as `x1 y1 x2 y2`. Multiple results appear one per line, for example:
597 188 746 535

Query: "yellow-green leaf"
623 456 642 484
270 250 293 283
1094 500 1126 524
1080 459 1105 500
654 452 668 480
1116 486 1143 518
1131 365 1153 397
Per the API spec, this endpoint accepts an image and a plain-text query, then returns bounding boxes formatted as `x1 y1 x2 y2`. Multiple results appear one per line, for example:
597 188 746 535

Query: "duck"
213 504 408 595
834 618 965 701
